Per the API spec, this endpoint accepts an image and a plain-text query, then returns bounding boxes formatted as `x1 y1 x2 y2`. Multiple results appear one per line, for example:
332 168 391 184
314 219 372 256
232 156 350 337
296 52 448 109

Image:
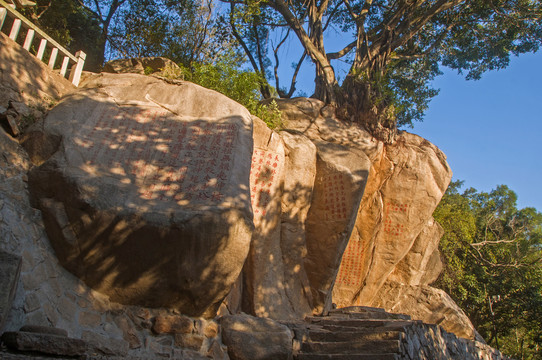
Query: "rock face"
26 73 254 317
103 57 180 75
264 98 478 340
235 119 317 320
220 313 293 360
0 32 74 136
0 251 21 331
0 39 490 358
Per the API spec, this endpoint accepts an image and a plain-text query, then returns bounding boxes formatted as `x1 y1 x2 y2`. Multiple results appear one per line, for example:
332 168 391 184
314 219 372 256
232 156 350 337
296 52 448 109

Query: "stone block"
1 331 86 356
19 325 68 337
114 316 141 349
220 313 293 360
23 292 40 313
0 250 21 331
78 311 102 328
203 320 219 338
152 314 194 334
174 333 204 351
82 330 129 356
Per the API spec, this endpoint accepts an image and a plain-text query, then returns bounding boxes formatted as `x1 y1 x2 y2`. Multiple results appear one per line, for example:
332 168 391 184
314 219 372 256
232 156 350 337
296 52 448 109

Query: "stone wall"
399 321 507 360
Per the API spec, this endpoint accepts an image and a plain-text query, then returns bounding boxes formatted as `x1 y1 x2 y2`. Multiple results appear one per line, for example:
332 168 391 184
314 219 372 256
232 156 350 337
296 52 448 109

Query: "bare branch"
327 40 357 59
229 3 261 73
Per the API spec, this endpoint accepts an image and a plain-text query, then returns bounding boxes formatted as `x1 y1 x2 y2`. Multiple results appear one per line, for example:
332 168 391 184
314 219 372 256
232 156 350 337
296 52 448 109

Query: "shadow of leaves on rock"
27 94 253 318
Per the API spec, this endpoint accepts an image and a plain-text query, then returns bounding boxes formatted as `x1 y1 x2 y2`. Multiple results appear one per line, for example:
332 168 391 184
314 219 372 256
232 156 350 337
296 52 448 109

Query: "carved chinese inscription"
250 148 281 219
383 202 408 236
78 105 238 204
322 173 348 221
336 237 365 286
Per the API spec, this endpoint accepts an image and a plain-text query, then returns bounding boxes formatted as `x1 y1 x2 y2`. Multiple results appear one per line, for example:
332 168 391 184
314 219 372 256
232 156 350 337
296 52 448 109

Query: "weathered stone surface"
274 98 375 314
21 131 62 166
174 333 205 351
333 132 452 308
242 118 288 318
220 313 293 360
227 119 318 321
0 32 73 111
82 330 129 356
1 331 87 356
387 217 443 286
0 250 21 331
27 73 254 317
371 282 483 341
19 325 68 337
400 320 505 360
278 131 318 318
287 308 507 360
152 314 194 334
114 316 141 349
202 320 219 338
206 339 229 360
0 37 498 355
103 57 180 75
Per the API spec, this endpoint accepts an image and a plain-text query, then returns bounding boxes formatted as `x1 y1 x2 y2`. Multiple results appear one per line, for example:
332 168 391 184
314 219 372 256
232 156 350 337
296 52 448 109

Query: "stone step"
320 324 410 334
327 309 411 321
306 317 413 330
300 339 401 355
306 329 403 342
295 353 400 360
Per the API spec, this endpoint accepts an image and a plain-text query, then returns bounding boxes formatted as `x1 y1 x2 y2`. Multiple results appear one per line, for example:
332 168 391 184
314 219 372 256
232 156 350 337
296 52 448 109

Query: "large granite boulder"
272 99 476 340
333 131 452 308
27 73 254 318
269 98 375 315
103 57 180 75
371 281 483 341
220 313 293 360
237 119 317 320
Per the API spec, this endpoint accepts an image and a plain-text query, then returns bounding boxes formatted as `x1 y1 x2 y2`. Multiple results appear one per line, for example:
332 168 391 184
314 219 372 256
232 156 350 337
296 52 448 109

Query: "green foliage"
228 0 542 131
162 61 283 129
21 0 103 71
107 0 242 68
434 181 542 359
144 66 154 75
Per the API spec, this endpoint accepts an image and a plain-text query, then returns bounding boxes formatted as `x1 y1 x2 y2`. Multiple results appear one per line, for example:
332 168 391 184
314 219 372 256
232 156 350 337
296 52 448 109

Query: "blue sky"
414 51 542 211
279 40 542 211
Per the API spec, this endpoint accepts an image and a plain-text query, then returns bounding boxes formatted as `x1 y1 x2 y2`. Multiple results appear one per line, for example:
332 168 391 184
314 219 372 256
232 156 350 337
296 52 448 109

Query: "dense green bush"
434 181 542 359
160 60 282 129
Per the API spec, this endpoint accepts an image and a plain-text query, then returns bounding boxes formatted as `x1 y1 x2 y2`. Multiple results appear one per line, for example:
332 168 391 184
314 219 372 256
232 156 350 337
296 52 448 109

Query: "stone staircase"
288 306 413 360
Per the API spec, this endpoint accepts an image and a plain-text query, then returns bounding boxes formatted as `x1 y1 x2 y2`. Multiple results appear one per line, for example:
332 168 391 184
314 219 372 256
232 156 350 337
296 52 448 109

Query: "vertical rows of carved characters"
250 148 282 219
383 202 408 237
335 237 365 287
322 173 349 221
77 106 238 204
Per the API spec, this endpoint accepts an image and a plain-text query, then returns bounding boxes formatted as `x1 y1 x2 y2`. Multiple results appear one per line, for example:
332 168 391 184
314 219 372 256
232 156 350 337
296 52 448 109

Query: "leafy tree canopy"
225 0 542 140
434 180 542 359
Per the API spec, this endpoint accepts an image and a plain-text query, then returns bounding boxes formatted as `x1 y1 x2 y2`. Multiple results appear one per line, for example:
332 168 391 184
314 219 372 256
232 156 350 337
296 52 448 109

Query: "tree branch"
327 40 357 59
229 3 261 73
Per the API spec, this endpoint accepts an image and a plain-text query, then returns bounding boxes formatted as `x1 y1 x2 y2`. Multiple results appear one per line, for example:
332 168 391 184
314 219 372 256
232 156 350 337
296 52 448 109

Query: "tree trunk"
338 72 398 144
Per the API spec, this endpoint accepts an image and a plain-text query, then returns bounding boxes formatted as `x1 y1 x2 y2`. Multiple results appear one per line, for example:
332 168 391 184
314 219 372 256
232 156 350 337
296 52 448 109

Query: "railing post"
36 38 46 60
48 47 58 69
60 55 69 77
69 50 86 87
1 0 86 86
23 28 34 50
0 8 7 30
9 18 21 40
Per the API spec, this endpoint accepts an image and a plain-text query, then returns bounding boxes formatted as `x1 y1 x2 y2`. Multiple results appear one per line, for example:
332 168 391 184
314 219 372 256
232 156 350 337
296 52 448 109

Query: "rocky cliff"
1 31 501 359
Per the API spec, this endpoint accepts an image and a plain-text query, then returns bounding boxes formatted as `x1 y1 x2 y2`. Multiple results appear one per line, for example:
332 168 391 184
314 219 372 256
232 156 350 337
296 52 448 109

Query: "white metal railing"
0 0 86 86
